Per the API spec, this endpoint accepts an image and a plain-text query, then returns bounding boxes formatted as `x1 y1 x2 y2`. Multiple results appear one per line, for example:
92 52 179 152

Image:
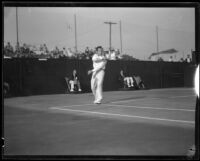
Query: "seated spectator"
53 46 60 58
118 70 134 88
158 57 164 61
85 46 90 54
110 50 116 60
15 42 21 54
106 48 117 60
116 49 121 59
20 43 30 56
132 74 146 89
185 54 192 63
89 49 94 58
180 58 184 62
5 42 13 52
43 44 48 54
4 42 14 56
79 52 87 59
85 46 90 59
169 56 173 62
40 44 44 52
105 51 110 59
67 48 74 58
69 69 82 92
62 47 68 57
58 51 65 58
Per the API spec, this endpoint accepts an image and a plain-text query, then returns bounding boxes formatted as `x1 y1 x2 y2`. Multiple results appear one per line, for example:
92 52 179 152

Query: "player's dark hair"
95 46 103 51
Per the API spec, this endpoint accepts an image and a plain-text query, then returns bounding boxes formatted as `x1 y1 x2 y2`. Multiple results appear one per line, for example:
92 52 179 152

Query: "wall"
3 58 195 96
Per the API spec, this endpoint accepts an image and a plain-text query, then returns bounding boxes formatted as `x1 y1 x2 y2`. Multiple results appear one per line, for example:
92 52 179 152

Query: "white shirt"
186 57 191 63
110 51 116 60
67 49 73 57
92 54 107 72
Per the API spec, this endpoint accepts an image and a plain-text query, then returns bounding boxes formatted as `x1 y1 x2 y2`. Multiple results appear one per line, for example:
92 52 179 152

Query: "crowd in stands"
4 42 137 60
4 42 80 59
157 55 192 63
4 42 192 63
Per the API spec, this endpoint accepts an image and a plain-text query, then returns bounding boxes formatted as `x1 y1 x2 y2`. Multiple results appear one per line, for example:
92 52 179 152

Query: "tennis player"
88 46 108 104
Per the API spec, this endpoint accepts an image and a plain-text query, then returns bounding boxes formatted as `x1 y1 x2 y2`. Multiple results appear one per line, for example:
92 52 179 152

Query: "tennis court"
3 88 196 156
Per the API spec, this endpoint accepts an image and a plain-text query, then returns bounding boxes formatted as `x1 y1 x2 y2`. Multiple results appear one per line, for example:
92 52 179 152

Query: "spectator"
85 46 90 59
43 44 49 54
40 44 44 52
53 46 60 58
85 46 90 54
185 54 192 63
132 74 146 89
5 42 14 52
169 56 173 62
158 57 164 61
180 58 184 62
89 49 94 58
69 69 82 92
67 48 74 58
116 49 120 59
15 42 20 54
21 43 30 56
105 50 110 59
118 70 134 88
110 48 117 60
4 42 14 56
62 47 68 57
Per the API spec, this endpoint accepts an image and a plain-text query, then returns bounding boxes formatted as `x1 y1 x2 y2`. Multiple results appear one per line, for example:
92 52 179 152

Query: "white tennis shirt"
92 54 107 72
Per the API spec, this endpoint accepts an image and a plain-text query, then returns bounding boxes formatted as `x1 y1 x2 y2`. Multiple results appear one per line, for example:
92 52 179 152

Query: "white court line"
103 104 195 112
50 104 94 109
168 95 196 98
111 95 196 104
50 103 194 112
111 97 159 104
50 107 195 124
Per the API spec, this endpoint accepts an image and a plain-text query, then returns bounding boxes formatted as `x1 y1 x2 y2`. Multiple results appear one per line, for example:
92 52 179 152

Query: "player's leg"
91 75 97 102
69 80 74 92
95 70 105 103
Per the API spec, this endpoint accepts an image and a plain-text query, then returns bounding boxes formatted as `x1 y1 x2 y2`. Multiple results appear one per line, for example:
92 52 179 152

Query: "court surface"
3 88 196 156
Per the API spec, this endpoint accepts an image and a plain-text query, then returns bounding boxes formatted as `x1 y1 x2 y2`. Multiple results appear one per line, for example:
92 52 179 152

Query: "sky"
4 7 195 60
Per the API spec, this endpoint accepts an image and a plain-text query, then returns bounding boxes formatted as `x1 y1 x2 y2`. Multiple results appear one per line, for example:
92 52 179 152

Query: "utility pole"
16 7 19 45
74 14 77 53
156 25 159 53
104 21 117 50
119 20 123 54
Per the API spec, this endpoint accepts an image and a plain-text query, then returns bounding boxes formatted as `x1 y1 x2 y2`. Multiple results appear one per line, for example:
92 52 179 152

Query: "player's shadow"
104 96 147 104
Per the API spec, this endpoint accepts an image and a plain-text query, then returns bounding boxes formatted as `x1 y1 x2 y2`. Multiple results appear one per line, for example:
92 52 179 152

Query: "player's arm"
88 56 107 75
88 61 107 75
92 60 107 73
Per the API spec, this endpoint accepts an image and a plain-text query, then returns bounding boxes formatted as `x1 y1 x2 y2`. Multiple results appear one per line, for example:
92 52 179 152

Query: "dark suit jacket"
70 73 80 81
